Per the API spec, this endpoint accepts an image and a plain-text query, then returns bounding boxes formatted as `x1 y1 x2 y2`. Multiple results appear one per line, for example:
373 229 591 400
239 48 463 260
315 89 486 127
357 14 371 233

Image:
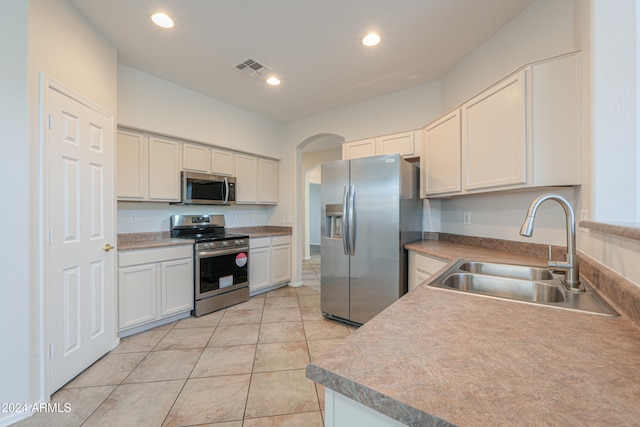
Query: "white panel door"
46 84 115 393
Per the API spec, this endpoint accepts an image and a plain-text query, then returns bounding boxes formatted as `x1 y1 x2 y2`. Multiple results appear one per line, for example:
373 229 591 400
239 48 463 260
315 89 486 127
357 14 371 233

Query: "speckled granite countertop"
306 239 640 426
228 226 292 238
117 226 291 250
117 232 194 251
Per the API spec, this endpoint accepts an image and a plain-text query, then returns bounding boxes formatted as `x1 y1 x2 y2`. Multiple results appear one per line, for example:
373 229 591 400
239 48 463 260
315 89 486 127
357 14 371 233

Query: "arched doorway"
296 134 343 287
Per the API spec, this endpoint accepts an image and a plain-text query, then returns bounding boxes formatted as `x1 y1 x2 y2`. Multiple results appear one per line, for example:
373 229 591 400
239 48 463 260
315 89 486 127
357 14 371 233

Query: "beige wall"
0 0 118 423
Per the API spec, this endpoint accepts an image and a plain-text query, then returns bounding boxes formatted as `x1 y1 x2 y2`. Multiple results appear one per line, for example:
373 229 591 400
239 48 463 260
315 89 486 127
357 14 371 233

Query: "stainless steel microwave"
178 171 236 205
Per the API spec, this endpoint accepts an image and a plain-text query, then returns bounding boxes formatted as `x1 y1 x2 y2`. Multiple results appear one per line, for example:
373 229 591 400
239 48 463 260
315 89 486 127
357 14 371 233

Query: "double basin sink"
430 260 618 316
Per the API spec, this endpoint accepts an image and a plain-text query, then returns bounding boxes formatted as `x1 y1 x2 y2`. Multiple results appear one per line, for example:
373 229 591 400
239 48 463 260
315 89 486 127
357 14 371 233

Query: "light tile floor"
17 255 354 426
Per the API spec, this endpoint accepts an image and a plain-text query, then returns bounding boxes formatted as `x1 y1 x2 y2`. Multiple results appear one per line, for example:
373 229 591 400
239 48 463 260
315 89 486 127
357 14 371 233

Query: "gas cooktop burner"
169 214 249 250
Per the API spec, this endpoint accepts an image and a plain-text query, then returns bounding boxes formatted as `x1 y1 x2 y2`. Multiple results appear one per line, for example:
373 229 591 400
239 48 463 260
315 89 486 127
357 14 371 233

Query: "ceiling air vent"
233 57 270 77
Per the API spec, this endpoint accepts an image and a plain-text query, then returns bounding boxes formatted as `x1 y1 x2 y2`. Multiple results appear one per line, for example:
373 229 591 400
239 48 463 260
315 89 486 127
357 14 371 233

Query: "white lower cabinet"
249 235 291 295
325 389 407 427
249 238 272 293
408 251 447 292
271 235 292 284
118 245 193 332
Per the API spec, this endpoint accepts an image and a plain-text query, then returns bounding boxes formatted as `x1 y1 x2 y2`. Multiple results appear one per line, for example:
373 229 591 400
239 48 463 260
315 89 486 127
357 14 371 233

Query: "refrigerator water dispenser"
325 204 343 238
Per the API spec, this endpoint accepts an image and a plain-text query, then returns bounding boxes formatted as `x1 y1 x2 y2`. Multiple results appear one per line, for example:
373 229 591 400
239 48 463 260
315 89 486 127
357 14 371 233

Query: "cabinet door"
408 252 446 292
424 110 461 196
234 154 258 203
160 257 194 317
149 137 182 201
118 264 157 330
117 130 147 200
258 158 278 204
462 71 527 191
211 149 235 176
342 139 376 160
272 243 291 284
377 131 416 156
182 143 210 173
249 246 271 292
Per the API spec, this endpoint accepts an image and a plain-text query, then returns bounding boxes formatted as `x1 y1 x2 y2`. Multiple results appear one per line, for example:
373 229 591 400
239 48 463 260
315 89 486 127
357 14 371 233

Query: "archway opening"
295 133 344 286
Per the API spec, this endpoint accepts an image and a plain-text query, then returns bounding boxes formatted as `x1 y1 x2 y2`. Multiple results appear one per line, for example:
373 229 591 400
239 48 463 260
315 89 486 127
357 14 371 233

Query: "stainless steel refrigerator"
320 154 422 325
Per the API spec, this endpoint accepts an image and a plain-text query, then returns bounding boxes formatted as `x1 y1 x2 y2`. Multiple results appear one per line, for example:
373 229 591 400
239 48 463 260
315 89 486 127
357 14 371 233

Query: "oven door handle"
196 247 249 258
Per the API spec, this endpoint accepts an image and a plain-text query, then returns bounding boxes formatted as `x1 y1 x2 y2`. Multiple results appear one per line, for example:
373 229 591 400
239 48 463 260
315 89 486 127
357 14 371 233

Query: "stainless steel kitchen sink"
443 273 565 303
458 261 554 281
431 260 619 317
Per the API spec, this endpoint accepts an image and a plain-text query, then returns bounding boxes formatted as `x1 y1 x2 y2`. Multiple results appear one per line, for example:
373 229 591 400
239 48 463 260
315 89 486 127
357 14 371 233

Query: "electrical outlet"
129 213 137 224
280 215 286 224
463 211 471 225
248 212 254 221
287 214 292 224
580 210 589 233
235 213 240 220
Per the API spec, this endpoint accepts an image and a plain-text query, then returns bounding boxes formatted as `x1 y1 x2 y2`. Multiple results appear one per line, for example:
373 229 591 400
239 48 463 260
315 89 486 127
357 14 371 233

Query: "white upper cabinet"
377 131 416 156
182 144 235 176
182 143 210 173
118 127 275 204
211 148 235 176
258 158 278 204
342 131 420 160
117 130 147 200
342 138 377 159
148 136 182 201
422 52 580 198
462 70 527 191
235 153 278 205
117 131 181 202
422 110 461 197
234 153 258 203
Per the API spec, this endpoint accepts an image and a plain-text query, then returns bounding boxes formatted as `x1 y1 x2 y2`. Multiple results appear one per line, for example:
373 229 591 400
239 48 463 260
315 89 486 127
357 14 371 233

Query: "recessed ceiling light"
151 12 174 29
362 32 381 47
266 76 281 86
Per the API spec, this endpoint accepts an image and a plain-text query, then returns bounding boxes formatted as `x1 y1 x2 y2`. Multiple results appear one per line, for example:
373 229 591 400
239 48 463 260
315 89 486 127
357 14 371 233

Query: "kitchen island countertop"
306 239 640 426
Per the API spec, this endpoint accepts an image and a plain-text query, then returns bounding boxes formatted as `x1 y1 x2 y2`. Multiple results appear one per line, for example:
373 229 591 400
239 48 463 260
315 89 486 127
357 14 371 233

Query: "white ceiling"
69 0 534 123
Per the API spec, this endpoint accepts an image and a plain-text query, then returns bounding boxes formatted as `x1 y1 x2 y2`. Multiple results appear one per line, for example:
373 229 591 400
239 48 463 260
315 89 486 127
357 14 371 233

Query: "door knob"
103 243 114 252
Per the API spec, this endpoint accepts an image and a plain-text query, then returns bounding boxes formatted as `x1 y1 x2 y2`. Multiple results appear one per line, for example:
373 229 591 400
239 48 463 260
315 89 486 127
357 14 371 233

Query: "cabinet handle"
103 243 114 252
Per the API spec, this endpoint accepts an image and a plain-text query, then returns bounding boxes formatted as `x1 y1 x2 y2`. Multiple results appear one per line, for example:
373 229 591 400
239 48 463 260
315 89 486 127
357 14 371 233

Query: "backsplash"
117 202 275 233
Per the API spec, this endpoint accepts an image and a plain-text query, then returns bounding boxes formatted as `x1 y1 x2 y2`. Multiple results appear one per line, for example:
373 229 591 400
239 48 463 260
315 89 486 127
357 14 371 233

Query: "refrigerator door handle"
348 185 356 256
342 185 349 255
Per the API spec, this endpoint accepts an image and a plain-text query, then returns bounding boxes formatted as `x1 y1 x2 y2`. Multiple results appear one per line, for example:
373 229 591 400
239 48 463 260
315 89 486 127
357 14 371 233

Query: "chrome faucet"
519 194 583 291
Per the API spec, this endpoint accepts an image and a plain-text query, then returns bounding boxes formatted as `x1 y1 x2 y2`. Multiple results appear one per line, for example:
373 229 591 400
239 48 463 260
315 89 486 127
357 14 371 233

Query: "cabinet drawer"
272 235 291 246
412 253 447 275
119 245 193 267
250 237 271 249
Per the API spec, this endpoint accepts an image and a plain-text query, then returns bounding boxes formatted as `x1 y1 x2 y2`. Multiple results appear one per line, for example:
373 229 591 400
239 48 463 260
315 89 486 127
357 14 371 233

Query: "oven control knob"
222 241 229 247
205 242 213 249
235 240 241 245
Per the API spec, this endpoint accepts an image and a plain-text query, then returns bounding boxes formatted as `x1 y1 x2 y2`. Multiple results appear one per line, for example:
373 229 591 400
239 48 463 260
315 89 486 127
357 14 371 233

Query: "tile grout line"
159 316 221 426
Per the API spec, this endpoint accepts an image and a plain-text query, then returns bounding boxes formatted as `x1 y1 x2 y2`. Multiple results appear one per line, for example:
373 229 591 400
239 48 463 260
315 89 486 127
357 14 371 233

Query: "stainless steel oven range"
170 214 250 317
